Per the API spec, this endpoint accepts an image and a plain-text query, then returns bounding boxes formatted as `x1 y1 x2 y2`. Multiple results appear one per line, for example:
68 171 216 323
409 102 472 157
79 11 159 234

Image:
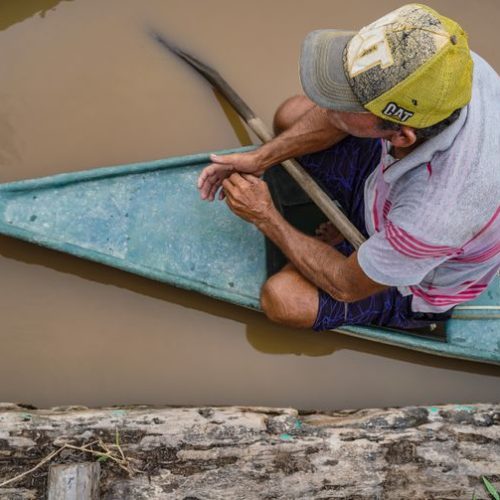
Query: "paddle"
151 32 366 249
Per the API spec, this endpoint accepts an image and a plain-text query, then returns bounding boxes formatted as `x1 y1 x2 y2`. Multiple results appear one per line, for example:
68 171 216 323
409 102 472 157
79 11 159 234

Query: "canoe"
0 147 499 365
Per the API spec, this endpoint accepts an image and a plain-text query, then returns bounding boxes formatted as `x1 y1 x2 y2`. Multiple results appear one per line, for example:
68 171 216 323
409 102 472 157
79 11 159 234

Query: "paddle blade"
150 30 256 121
151 32 221 84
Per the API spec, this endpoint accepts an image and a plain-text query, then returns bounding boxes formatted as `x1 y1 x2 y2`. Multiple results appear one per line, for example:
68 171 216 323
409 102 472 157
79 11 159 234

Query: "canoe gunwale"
334 326 500 366
0 147 257 193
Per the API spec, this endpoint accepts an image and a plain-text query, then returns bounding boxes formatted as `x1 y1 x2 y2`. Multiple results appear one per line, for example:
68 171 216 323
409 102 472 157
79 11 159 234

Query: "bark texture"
0 403 498 499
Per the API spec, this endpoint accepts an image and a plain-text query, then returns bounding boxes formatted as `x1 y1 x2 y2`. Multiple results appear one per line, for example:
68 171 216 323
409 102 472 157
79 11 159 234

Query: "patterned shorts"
297 136 452 332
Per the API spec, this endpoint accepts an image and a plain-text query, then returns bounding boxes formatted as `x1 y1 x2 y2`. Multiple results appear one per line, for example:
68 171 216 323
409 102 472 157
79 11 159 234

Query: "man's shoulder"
471 52 500 81
389 52 500 243
468 52 500 124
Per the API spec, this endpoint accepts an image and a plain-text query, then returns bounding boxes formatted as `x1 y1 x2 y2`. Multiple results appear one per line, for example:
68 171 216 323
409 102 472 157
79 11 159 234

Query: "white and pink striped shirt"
358 53 500 313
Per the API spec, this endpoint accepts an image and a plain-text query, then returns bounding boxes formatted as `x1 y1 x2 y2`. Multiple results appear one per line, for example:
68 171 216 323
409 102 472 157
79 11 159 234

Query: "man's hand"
222 175 386 304
222 173 277 225
197 100 350 202
197 151 266 201
315 221 345 246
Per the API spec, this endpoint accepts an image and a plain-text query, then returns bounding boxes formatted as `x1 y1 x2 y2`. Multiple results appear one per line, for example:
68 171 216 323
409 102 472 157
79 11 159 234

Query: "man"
197 4 500 332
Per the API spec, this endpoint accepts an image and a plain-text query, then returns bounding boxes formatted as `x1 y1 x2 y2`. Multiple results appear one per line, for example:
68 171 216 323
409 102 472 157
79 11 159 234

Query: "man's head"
300 4 472 135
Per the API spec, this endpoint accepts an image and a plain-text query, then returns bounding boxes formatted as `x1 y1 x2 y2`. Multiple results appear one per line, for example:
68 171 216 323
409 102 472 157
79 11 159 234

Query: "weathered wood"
0 403 498 499
47 463 100 500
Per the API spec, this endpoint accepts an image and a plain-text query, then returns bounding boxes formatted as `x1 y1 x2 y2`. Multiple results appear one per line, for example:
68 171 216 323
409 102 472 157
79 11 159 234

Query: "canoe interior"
0 147 498 365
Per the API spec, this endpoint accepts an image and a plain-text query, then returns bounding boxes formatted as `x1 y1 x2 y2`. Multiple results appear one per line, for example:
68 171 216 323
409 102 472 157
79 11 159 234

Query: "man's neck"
392 140 424 160
389 139 425 160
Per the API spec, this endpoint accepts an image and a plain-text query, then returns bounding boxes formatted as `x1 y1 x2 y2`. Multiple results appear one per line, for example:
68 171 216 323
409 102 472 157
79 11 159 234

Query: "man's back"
359 53 500 312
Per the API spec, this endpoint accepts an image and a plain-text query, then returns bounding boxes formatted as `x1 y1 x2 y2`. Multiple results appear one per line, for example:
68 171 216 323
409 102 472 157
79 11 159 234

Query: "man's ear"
388 126 417 148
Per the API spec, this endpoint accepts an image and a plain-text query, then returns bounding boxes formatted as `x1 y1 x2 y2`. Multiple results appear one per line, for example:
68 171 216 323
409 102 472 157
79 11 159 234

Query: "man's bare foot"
315 222 345 246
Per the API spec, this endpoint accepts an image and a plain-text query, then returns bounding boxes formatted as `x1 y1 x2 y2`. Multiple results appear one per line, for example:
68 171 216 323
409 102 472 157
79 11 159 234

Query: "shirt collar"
382 106 468 183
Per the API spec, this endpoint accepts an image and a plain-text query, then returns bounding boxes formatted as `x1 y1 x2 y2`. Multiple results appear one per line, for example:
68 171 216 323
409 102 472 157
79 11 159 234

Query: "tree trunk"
0 403 498 499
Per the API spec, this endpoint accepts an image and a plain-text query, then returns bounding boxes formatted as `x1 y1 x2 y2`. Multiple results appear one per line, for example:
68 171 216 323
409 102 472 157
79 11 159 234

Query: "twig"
0 446 65 488
115 428 126 463
0 436 137 488
79 440 100 450
64 442 136 475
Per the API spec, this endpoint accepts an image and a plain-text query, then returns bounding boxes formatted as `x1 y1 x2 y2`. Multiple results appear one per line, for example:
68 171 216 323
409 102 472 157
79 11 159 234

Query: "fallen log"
0 403 498 499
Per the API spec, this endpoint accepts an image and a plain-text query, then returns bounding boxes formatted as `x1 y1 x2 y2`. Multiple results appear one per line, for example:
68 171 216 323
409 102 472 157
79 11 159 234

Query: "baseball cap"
299 3 473 128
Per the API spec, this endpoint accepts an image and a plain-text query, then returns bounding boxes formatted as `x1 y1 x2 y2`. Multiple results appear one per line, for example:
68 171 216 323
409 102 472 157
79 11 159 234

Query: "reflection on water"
0 0 498 409
0 0 72 32
213 90 253 147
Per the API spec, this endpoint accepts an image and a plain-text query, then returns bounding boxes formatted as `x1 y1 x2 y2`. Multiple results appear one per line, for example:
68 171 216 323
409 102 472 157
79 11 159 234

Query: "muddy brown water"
0 0 498 410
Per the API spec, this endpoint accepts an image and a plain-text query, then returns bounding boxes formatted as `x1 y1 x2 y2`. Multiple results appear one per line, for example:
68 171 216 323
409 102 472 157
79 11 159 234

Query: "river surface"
0 0 498 410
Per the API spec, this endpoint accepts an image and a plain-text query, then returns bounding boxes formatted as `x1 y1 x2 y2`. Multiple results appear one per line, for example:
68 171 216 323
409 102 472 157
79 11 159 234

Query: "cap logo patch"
346 10 400 78
382 102 414 122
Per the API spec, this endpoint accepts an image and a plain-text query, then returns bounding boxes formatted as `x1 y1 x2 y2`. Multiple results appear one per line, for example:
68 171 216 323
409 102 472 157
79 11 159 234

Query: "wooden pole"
152 33 366 249
48 463 100 500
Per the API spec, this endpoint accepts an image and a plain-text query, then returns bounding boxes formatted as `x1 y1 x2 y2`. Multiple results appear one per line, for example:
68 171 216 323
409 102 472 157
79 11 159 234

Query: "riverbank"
0 402 498 499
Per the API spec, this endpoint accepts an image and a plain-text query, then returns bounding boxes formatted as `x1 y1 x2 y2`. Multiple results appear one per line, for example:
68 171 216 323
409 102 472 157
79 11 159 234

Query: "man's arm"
198 105 347 200
222 173 387 302
255 105 348 167
260 211 386 302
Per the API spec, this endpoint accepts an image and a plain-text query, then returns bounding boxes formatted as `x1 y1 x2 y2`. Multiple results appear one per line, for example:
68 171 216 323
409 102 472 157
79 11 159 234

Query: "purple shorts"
298 136 452 332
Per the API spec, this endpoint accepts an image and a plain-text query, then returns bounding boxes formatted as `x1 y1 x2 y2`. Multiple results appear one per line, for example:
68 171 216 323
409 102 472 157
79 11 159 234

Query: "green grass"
474 477 500 500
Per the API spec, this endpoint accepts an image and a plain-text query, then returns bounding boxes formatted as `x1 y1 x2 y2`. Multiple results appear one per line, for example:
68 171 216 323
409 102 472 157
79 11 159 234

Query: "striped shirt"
358 53 500 313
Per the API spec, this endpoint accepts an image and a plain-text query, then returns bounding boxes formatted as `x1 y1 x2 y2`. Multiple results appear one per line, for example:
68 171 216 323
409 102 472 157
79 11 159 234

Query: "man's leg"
262 97 448 332
261 267 445 332
260 94 320 327
261 96 384 329
260 264 318 328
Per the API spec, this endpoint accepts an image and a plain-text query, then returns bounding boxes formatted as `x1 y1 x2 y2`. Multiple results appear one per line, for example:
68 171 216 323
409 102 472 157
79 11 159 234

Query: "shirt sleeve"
357 222 456 287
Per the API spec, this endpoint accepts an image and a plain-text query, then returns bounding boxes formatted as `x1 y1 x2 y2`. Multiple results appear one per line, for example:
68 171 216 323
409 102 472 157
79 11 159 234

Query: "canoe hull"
0 148 266 309
0 148 498 365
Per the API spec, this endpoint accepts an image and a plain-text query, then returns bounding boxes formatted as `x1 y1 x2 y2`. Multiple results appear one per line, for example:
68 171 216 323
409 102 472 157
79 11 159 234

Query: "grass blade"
483 476 500 500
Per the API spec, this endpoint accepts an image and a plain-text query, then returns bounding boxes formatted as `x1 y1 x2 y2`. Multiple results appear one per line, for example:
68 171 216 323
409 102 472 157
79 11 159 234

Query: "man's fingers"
197 162 232 189
199 161 261 204
206 184 217 202
199 186 209 200
197 172 206 189
210 153 236 166
209 179 225 201
197 165 216 189
227 172 249 188
199 152 257 201
221 178 237 198
200 180 215 200
241 173 260 184
210 153 226 163
200 177 220 200
315 222 328 234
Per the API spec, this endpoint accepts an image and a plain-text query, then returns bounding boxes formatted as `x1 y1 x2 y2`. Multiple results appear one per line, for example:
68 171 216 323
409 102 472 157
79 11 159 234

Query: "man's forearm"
255 106 347 170
257 209 350 301
221 173 387 302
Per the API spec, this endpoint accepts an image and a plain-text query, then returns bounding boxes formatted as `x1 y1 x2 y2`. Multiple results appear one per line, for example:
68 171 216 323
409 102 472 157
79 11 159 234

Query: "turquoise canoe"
1 147 499 365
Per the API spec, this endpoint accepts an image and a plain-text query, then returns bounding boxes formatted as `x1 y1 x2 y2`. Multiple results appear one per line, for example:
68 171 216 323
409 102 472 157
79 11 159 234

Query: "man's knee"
273 95 316 135
260 277 289 324
260 269 318 328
